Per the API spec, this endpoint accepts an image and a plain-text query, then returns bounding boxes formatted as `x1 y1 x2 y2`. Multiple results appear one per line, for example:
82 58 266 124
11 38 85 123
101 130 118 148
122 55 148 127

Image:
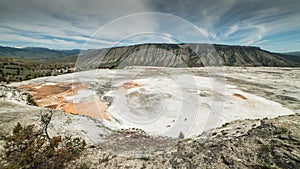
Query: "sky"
0 0 300 52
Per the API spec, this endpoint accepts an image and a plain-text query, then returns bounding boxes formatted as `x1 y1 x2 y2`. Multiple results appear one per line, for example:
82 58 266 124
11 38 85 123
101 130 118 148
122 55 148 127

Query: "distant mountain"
0 46 80 62
1 44 299 68
284 51 300 57
278 52 300 64
75 43 299 69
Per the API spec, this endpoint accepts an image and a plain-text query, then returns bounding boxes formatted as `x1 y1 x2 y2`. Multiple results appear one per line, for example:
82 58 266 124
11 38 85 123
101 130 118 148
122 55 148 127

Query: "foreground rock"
70 113 300 169
0 84 34 105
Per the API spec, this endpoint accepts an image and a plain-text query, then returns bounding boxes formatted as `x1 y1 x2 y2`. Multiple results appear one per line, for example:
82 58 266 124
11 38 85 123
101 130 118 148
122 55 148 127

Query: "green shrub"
75 163 90 169
179 131 185 139
26 94 37 106
99 153 110 164
1 111 86 169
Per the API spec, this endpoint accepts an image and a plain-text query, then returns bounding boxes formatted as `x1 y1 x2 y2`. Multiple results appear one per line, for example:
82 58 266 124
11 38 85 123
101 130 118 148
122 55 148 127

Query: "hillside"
280 52 300 64
0 46 80 62
0 56 75 82
76 43 299 69
284 51 300 57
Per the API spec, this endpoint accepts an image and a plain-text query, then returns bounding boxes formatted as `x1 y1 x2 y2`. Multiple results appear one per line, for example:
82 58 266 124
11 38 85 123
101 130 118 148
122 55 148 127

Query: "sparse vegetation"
26 94 37 106
274 126 288 134
0 110 86 169
75 163 90 169
259 143 273 154
99 153 110 164
179 131 185 139
0 56 75 83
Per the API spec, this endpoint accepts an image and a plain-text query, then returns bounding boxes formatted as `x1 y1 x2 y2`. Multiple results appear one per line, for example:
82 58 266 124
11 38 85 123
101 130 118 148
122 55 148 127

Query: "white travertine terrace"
14 67 298 138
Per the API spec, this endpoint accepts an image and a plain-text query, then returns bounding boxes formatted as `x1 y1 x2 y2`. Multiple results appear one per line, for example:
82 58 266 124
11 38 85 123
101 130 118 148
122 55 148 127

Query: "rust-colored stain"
122 82 143 89
233 93 247 100
20 82 110 121
62 98 110 121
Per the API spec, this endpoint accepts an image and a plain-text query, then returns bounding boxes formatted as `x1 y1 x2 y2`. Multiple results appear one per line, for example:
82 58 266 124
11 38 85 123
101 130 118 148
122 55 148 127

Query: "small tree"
40 109 53 139
179 131 185 139
1 109 86 169
16 68 20 75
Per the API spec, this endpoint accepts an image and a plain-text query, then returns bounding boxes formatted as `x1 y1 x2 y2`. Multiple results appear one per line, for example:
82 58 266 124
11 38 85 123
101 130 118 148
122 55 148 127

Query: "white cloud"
0 33 80 48
0 0 153 49
0 0 300 51
255 39 270 45
163 33 177 43
224 24 239 38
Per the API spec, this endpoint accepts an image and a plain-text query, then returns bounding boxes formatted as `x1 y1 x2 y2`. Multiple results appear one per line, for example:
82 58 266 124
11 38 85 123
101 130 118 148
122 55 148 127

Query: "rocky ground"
222 67 300 114
69 113 300 169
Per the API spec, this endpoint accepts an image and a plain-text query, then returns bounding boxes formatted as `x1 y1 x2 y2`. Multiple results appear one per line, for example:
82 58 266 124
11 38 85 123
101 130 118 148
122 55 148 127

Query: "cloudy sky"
1 0 300 52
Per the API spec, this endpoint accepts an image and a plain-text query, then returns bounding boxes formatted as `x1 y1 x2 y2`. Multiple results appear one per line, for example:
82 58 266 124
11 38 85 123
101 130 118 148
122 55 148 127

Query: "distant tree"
0 69 4 82
16 68 20 75
179 131 185 139
25 74 31 80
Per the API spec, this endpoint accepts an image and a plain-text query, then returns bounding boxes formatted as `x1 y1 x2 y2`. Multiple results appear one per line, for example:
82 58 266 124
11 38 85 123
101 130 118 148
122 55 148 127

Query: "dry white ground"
7 67 298 142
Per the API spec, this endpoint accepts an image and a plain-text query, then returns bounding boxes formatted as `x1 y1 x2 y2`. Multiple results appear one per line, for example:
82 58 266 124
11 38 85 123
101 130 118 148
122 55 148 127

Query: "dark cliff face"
76 43 297 69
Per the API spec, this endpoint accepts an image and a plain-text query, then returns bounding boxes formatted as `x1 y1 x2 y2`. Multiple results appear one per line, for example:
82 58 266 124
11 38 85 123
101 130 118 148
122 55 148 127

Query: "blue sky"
0 0 300 52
